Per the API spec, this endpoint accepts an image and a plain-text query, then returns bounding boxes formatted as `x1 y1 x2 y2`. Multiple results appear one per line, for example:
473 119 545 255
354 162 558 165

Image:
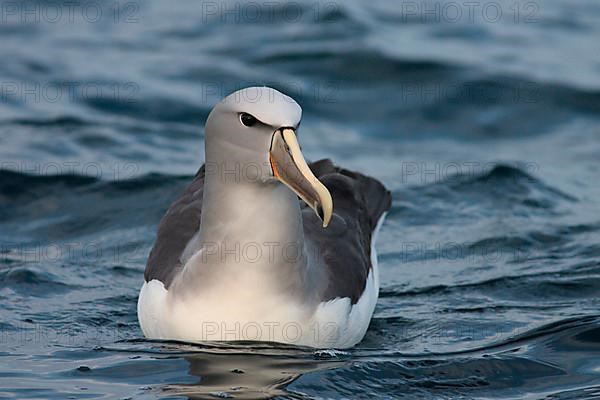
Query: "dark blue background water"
1 0 600 398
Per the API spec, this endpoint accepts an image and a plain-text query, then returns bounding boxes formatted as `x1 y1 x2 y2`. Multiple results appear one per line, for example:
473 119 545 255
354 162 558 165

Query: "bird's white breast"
138 213 386 348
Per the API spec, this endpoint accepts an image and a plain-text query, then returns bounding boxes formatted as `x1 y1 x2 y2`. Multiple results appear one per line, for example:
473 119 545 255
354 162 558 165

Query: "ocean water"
1 0 600 398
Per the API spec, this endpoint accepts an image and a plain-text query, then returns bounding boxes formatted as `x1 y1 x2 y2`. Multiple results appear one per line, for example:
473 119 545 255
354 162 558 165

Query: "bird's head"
204 86 333 227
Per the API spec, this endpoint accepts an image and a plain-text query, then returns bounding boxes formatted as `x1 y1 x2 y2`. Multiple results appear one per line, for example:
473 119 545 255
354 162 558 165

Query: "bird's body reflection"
160 342 347 399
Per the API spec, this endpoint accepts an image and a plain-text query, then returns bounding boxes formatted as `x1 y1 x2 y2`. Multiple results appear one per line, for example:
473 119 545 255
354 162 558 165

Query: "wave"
0 169 189 198
0 116 91 128
0 267 73 296
392 164 578 228
0 170 190 240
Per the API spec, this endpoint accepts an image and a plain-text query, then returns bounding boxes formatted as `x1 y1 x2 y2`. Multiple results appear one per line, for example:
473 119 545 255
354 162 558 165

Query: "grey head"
203 86 333 226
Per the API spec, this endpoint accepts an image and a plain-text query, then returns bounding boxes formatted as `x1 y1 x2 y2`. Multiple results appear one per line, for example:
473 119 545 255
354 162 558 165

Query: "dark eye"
240 113 257 127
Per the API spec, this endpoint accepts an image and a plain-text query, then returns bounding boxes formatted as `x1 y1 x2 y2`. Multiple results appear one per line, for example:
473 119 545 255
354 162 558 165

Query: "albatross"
138 87 391 348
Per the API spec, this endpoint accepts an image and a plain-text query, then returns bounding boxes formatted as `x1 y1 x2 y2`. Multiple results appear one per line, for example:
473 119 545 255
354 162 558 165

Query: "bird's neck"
194 171 308 271
202 174 304 240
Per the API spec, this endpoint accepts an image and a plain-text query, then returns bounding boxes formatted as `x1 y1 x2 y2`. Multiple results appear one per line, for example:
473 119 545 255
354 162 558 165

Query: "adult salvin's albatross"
138 87 391 348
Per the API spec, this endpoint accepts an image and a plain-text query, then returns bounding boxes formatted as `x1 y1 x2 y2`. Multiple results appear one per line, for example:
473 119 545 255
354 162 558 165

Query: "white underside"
138 213 387 349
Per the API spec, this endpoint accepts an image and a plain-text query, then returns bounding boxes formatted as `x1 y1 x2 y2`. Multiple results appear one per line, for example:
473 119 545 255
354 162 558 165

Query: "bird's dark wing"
303 159 392 304
144 165 205 287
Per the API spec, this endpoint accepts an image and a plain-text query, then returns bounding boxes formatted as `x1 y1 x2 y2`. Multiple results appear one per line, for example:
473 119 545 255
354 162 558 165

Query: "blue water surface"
1 0 600 398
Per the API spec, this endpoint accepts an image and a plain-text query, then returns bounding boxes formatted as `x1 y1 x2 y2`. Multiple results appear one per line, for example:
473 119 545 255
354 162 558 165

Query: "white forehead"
216 86 302 128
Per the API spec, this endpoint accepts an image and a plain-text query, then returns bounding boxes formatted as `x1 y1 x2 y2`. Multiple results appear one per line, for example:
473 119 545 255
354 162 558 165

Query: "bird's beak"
269 128 333 228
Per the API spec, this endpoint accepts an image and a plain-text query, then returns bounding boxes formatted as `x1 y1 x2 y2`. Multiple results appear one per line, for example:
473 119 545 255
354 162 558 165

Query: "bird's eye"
240 113 257 127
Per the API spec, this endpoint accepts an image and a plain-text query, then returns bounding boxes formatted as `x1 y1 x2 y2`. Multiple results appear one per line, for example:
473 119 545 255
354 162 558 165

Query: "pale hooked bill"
138 87 391 348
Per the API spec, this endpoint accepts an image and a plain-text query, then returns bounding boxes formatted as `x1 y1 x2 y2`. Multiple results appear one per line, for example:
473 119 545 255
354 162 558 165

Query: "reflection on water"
142 342 346 399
